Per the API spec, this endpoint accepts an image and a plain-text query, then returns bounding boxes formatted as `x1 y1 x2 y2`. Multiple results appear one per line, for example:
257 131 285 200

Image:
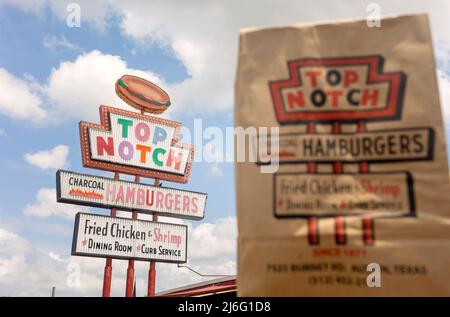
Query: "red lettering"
96 136 114 156
116 186 124 203
326 91 343 108
106 184 116 201
305 71 321 87
166 150 183 170
344 71 359 88
287 91 304 109
164 193 173 209
174 194 181 211
362 89 379 106
125 187 135 204
155 191 164 208
191 197 198 213
145 190 154 206
182 196 190 212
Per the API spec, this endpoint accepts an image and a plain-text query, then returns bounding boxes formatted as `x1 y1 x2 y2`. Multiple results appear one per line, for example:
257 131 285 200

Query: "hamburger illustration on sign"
58 73 206 297
116 75 171 114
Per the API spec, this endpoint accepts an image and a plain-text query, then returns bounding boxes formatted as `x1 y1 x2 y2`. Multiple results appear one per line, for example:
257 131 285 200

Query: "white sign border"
56 169 207 221
71 212 189 263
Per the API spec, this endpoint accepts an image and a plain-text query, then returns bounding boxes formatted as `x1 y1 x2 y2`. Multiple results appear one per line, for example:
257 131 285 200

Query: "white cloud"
48 0 117 33
44 50 163 122
44 0 450 117
438 70 450 126
0 216 236 296
24 144 70 170
23 187 88 219
0 0 46 13
0 228 28 255
1 50 164 125
188 216 236 262
2 1 450 124
208 163 224 177
0 225 77 296
0 68 46 122
43 34 80 51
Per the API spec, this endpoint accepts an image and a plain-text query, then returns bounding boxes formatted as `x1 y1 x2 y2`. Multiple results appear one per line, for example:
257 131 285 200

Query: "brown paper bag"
235 13 450 296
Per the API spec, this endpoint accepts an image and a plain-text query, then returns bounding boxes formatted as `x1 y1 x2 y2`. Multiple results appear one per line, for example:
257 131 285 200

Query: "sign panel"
257 127 433 163
274 172 414 218
72 213 188 263
57 170 207 220
80 106 194 183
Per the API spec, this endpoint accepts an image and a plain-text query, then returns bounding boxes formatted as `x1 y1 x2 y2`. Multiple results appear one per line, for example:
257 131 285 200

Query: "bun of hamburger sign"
56 75 206 296
236 14 450 296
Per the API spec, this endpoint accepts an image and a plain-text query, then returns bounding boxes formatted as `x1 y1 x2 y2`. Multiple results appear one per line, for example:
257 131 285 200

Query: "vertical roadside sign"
56 74 206 297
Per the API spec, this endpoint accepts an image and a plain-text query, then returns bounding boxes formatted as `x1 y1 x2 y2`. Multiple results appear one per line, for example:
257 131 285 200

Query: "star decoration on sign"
82 239 87 246
277 199 283 207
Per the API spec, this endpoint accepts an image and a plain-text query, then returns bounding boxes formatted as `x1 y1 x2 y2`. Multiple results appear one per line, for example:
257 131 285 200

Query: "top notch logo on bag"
269 55 406 124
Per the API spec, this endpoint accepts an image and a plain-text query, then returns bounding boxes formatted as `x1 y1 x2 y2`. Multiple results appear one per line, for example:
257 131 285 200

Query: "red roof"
157 276 236 297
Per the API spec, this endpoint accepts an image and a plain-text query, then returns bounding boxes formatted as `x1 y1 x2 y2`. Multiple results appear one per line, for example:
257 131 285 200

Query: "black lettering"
311 90 326 107
347 89 360 106
326 70 341 86
412 134 424 153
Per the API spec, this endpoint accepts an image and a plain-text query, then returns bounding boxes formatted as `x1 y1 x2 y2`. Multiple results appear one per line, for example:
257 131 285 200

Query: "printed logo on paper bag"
269 55 406 124
266 55 434 246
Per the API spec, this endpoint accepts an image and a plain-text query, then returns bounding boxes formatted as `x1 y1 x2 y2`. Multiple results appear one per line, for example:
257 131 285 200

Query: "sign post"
125 174 139 297
148 179 160 297
102 171 118 297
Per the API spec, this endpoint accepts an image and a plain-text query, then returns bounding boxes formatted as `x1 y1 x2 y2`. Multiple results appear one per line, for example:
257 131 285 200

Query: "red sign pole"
148 178 160 297
358 121 375 245
332 122 347 245
102 171 119 297
125 174 140 297
306 122 319 245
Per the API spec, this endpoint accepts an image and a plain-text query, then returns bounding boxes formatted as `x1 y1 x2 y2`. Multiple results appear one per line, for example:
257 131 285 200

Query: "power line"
177 264 234 277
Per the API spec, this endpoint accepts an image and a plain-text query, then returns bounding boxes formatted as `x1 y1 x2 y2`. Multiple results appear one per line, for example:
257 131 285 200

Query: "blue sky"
0 0 450 296
0 5 234 232
0 2 237 296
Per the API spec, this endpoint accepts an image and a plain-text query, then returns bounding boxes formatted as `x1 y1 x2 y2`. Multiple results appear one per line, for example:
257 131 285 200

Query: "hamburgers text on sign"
72 213 188 263
57 170 207 220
